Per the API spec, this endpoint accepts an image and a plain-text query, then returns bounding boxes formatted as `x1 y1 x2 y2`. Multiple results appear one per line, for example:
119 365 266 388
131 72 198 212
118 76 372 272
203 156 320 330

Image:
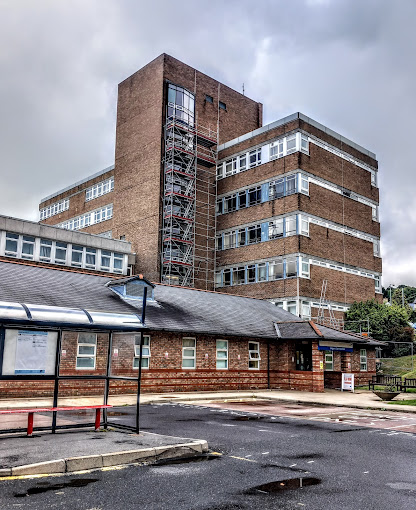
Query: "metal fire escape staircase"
161 113 218 287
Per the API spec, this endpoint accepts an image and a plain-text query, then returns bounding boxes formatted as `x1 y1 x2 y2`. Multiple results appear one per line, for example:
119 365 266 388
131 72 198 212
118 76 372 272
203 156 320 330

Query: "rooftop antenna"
242 83 245 96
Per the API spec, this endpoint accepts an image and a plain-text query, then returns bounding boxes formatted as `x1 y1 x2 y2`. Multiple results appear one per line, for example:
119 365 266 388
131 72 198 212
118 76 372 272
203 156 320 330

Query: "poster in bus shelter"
14 330 48 374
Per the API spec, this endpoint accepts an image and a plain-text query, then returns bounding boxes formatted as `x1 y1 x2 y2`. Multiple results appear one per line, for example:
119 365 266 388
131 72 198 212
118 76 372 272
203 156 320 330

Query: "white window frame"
216 340 228 370
324 351 334 371
248 341 261 370
133 335 150 369
182 337 196 369
86 176 114 202
360 349 367 371
76 333 97 370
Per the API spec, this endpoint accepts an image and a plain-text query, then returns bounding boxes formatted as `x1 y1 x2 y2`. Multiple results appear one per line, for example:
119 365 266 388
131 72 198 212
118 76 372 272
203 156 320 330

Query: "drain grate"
247 477 321 494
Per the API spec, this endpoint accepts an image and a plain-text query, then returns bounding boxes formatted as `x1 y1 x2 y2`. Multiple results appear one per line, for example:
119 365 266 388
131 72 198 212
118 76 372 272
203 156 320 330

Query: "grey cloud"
0 0 415 285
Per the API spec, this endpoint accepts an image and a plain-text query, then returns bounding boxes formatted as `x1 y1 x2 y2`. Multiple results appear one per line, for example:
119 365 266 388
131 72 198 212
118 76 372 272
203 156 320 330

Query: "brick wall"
2 330 380 398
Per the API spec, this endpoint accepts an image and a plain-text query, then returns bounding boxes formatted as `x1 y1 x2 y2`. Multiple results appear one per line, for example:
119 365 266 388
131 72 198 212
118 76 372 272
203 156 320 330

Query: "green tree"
345 300 414 356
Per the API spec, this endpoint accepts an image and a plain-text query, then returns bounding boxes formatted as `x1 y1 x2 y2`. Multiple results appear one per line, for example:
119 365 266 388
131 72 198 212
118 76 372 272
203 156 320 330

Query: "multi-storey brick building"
38 54 382 320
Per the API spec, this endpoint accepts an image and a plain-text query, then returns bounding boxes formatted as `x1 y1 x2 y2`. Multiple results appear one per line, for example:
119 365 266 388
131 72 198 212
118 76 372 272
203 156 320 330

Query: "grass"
387 400 416 406
380 355 416 377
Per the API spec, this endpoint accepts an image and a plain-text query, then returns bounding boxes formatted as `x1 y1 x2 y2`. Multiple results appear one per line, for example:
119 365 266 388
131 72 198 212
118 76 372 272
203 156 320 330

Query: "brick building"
38 54 382 321
0 260 382 397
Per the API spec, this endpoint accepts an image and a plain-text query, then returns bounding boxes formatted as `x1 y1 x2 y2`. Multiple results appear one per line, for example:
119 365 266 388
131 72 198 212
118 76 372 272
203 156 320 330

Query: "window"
133 335 150 369
247 225 261 245
248 342 260 369
223 194 237 213
300 175 309 194
113 253 124 273
372 206 378 221
5 232 18 257
71 245 83 267
182 338 196 368
258 263 267 282
216 340 228 369
247 265 256 283
225 158 237 177
300 134 309 154
216 236 223 251
40 198 69 220
223 269 232 286
286 258 297 277
219 101 226 110
85 248 96 269
270 139 283 159
285 216 297 236
239 154 247 172
21 236 35 260
86 177 114 201
374 276 381 293
101 250 111 271
233 266 246 285
324 351 333 371
270 178 284 199
39 239 52 262
360 349 367 371
269 219 283 239
237 228 246 247
287 301 297 315
249 148 261 168
248 186 261 206
286 175 297 195
286 135 297 154
301 259 310 278
205 95 213 103
168 84 195 126
301 217 309 236
301 301 311 319
223 232 235 250
269 260 283 280
216 165 224 180
238 190 247 209
55 242 67 264
216 198 223 215
215 271 222 287
76 333 97 369
373 240 380 257
58 204 113 231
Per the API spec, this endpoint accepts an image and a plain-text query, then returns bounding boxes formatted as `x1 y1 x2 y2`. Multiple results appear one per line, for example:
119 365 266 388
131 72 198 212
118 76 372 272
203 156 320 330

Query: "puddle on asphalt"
14 478 99 497
151 454 220 467
246 477 321 494
290 453 324 460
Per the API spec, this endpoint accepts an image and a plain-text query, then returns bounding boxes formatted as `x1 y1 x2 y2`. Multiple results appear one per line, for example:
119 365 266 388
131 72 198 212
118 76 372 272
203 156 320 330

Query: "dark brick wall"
3 331 381 397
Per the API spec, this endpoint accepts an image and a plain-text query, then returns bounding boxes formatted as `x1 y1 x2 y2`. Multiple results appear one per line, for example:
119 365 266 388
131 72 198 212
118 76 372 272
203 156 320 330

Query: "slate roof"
0 261 383 345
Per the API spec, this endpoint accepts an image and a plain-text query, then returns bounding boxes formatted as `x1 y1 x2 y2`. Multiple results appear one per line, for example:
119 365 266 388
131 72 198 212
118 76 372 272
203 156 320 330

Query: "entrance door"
295 340 312 371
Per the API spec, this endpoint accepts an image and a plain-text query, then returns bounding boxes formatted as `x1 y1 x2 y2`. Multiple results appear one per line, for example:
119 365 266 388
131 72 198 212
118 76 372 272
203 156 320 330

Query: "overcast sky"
0 0 414 287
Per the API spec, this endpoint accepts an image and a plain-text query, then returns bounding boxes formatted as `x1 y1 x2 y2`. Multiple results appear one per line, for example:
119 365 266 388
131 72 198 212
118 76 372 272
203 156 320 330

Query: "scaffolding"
161 112 218 289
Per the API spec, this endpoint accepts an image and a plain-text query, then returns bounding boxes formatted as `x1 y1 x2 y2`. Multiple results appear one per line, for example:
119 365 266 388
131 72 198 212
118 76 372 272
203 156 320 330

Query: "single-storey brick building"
0 260 382 398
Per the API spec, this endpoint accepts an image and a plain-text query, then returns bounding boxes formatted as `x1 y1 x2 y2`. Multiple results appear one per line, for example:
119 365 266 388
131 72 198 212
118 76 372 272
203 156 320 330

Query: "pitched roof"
0 261 382 344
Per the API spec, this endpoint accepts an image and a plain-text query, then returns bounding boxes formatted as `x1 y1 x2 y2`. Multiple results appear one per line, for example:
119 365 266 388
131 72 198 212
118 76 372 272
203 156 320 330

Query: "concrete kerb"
3 440 208 478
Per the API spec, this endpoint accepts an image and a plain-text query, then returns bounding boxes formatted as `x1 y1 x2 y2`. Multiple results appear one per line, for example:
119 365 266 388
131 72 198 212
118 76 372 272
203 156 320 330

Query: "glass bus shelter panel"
1 328 58 376
109 332 139 378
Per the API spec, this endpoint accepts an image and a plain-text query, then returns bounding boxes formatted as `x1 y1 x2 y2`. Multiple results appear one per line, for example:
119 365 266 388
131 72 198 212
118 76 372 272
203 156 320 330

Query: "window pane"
183 338 195 348
78 346 95 355
217 360 227 369
76 357 95 368
182 358 195 368
217 340 227 350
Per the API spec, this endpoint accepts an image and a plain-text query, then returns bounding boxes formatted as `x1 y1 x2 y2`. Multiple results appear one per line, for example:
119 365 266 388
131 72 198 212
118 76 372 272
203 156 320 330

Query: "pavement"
0 387 415 478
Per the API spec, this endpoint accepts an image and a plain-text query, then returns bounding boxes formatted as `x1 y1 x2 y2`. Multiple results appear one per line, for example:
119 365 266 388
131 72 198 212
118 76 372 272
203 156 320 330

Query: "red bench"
0 405 112 436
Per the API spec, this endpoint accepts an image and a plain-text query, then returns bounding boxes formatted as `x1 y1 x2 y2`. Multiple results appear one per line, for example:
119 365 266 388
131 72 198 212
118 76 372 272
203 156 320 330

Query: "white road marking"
261 452 270 455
